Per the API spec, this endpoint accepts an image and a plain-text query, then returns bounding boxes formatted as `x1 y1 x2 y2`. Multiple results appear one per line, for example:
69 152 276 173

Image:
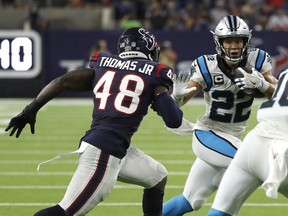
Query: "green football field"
0 98 287 216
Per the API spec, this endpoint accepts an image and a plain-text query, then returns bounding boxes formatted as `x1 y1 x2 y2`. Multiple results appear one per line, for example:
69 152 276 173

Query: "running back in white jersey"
254 69 288 139
191 48 272 138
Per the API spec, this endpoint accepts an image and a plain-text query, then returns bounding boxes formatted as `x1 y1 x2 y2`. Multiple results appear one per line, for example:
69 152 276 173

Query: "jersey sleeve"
156 63 174 89
89 51 112 69
190 55 212 91
248 49 272 73
89 51 101 68
152 91 183 128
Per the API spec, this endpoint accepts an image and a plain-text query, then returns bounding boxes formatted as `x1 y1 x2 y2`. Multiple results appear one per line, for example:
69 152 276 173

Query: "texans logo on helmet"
138 28 157 51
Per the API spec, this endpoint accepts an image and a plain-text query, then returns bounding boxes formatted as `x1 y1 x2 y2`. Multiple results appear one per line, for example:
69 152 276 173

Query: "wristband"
257 79 270 92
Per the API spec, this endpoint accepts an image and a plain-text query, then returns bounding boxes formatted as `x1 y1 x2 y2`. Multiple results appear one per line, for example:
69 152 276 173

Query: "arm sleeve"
152 92 183 128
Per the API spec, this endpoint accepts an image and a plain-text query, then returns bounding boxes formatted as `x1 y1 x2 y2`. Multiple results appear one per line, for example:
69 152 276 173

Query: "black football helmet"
118 27 160 62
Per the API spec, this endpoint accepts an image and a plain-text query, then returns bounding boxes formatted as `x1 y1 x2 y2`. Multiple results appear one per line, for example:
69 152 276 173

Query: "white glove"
172 70 196 101
234 67 270 92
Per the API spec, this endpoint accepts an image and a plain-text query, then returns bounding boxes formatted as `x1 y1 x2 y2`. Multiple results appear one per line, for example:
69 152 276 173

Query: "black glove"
5 100 41 138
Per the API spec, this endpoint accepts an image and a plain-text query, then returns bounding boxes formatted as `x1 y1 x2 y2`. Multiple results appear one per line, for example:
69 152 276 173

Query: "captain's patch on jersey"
213 74 224 85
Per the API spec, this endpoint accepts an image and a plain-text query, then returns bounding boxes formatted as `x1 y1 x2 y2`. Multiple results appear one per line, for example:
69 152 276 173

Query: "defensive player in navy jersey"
208 69 288 216
5 27 183 216
163 15 278 215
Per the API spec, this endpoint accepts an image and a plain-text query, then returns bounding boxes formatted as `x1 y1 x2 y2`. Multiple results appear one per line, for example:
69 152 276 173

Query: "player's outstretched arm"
152 85 183 128
5 101 40 138
5 68 95 138
35 68 95 105
172 71 198 106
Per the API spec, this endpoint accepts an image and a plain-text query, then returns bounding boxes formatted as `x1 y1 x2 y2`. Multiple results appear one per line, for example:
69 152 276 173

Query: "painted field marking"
0 203 287 207
0 185 184 189
0 159 193 165
0 171 189 176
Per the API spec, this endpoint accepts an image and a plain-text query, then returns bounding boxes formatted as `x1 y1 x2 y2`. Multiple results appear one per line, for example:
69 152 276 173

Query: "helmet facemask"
216 36 251 64
211 15 252 64
149 45 160 62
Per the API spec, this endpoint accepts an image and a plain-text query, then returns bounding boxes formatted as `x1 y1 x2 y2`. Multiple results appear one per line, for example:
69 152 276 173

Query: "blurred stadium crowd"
1 0 288 31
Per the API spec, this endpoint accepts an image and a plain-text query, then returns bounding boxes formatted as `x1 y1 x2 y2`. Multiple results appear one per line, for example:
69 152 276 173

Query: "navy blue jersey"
81 52 174 158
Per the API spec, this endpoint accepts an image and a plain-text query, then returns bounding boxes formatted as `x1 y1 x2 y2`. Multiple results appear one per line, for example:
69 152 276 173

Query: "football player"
5 27 184 216
208 69 288 216
163 15 277 215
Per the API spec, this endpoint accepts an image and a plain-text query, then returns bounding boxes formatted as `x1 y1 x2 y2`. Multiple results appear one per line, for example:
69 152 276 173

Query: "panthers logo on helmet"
138 28 157 51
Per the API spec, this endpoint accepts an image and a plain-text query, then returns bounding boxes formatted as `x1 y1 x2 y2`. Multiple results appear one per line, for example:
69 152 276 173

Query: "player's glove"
234 67 270 92
5 100 41 138
172 70 196 103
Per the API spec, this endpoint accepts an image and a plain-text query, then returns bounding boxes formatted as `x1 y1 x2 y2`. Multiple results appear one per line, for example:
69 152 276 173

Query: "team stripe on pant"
66 150 110 215
195 129 237 158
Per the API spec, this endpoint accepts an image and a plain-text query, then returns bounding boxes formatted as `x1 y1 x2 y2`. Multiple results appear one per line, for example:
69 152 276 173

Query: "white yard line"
0 159 193 165
0 202 287 207
0 150 192 155
0 185 184 189
0 171 189 176
0 98 93 107
0 160 77 164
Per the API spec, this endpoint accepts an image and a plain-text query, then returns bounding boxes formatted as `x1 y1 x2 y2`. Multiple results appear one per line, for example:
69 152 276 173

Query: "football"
232 66 253 79
232 67 265 98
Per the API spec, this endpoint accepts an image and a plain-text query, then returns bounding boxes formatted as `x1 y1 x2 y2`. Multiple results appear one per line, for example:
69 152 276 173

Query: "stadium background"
1 0 288 98
1 1 288 215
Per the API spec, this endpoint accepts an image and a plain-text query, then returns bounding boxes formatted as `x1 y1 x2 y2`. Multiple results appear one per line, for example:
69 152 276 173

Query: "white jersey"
254 69 288 140
191 48 272 138
209 70 288 216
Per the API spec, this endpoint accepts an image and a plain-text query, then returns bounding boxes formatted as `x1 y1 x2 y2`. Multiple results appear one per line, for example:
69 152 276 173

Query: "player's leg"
163 194 192 216
118 146 168 216
142 178 167 216
208 131 264 215
208 163 261 215
60 143 124 215
250 135 288 199
277 141 288 197
34 205 67 216
278 176 288 198
192 129 241 167
163 158 225 216
163 130 240 216
34 142 123 216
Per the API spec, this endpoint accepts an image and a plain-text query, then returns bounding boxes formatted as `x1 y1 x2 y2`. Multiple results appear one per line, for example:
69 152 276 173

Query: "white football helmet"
211 15 252 64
